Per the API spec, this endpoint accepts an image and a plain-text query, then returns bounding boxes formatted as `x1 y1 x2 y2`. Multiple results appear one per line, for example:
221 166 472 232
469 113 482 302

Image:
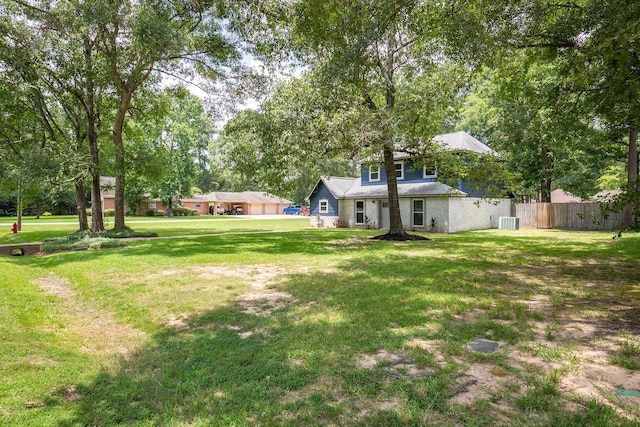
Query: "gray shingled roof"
365 131 496 163
309 176 465 200
345 181 465 198
432 131 495 154
318 176 359 198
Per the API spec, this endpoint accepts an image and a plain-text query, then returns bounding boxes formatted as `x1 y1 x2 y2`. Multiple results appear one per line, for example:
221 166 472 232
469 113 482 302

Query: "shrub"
103 209 116 217
173 207 197 216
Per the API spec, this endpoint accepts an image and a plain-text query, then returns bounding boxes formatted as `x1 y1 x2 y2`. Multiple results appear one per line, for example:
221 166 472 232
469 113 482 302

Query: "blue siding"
361 159 438 186
309 182 339 216
458 179 501 198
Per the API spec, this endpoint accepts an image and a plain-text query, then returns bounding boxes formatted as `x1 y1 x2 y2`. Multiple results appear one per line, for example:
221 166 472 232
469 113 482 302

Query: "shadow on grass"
49 233 639 426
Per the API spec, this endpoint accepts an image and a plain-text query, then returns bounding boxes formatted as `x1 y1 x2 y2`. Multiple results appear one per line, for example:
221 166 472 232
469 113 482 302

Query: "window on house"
369 166 380 181
355 200 365 224
149 202 156 209
196 203 201 208
413 199 424 227
423 165 437 178
395 161 404 180
319 199 329 214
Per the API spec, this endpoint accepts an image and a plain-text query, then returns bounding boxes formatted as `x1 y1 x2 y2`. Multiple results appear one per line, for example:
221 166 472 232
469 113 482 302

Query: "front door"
380 201 390 229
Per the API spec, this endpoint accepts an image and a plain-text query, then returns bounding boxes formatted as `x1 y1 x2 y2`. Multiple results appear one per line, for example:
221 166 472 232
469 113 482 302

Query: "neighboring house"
307 131 512 233
100 177 292 215
550 189 622 203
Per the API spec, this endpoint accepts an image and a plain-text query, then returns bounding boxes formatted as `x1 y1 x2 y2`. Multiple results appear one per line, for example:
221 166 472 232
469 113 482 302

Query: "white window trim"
423 165 437 179
394 161 404 180
412 199 425 227
369 166 380 182
149 202 157 209
319 199 329 214
355 200 365 224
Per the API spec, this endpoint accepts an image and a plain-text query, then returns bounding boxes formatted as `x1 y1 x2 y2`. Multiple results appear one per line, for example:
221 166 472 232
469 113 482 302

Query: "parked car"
283 205 302 215
301 206 310 215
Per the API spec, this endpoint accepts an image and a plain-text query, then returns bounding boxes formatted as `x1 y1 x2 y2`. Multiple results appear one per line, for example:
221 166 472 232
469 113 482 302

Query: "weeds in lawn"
611 336 640 370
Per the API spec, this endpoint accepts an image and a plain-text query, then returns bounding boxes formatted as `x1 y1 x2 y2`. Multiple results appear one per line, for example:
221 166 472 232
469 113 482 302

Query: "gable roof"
365 131 497 163
432 131 495 155
307 176 358 200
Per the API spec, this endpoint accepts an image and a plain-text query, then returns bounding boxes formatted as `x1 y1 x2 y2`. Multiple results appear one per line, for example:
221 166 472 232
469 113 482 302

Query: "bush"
173 207 197 216
145 209 165 217
41 229 158 253
103 209 115 217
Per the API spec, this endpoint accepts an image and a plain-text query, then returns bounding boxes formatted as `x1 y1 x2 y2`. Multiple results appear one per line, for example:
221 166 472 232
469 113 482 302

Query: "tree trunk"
74 177 89 231
113 92 132 231
624 128 639 226
90 168 104 233
540 148 553 202
380 34 405 236
16 179 23 232
383 145 406 235
167 198 174 217
85 36 105 233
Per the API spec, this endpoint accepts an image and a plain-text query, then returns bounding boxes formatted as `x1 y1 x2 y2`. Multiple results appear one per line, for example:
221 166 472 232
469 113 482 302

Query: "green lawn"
2 223 639 426
0 215 311 244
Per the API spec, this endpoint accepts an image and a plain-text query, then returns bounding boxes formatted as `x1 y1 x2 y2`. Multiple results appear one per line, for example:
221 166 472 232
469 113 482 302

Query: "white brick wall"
448 198 511 233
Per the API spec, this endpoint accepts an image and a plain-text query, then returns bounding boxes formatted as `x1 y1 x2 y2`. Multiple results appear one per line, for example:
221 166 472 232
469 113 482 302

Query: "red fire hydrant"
12 223 18 234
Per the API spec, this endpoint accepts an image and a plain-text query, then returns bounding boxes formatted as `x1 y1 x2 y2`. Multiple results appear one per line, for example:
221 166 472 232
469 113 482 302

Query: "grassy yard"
0 215 311 244
1 222 640 426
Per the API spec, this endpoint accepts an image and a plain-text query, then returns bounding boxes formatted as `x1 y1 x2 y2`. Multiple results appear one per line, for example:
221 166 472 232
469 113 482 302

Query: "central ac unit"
499 216 520 230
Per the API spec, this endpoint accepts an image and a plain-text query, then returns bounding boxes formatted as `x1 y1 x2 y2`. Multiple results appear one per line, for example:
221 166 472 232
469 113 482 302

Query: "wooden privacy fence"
514 202 624 230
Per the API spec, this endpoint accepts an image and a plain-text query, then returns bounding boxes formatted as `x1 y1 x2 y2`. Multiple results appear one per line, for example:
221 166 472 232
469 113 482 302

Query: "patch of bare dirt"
35 274 72 296
155 264 297 319
408 338 463 367
164 314 189 330
52 385 81 402
505 302 640 420
240 290 293 316
223 265 295 316
450 364 520 405
281 374 344 405
356 349 432 379
519 294 553 317
32 274 146 357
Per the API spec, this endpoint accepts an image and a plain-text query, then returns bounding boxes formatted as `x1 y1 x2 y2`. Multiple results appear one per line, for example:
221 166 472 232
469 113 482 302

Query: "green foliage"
214 108 356 202
171 207 197 217
145 209 166 217
460 60 618 202
40 234 126 253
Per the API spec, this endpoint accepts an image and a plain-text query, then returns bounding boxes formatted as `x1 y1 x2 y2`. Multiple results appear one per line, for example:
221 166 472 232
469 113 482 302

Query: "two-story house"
307 131 512 233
